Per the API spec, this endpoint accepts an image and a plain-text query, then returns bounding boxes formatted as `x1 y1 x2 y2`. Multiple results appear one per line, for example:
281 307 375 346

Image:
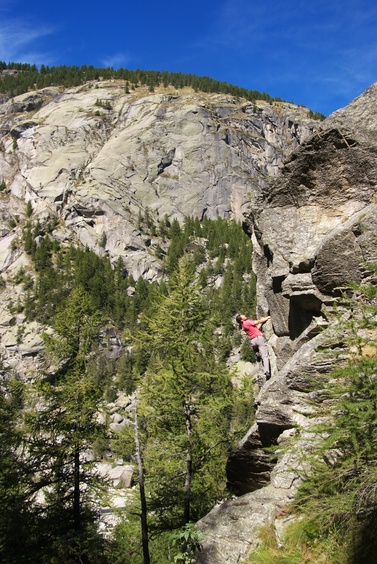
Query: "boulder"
97 463 134 488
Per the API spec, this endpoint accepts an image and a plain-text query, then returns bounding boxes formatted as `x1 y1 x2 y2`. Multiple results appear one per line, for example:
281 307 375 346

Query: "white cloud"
101 53 132 69
0 18 55 63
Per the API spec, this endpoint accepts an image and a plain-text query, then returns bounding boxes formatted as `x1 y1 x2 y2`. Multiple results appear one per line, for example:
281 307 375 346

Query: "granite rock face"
245 83 377 363
196 83 377 562
0 81 316 283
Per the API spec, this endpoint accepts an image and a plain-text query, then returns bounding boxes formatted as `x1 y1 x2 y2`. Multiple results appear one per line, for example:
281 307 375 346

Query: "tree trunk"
73 445 81 531
183 401 193 525
134 408 150 564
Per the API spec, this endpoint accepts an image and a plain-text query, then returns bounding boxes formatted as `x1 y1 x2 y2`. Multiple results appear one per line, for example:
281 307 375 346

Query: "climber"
236 313 271 380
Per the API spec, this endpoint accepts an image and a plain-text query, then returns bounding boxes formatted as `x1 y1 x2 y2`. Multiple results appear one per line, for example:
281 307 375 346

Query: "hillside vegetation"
0 61 326 120
1 213 258 563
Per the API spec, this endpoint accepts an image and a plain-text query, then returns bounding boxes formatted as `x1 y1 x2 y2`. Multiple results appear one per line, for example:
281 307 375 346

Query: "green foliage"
111 348 140 396
99 231 107 248
12 212 258 559
0 62 285 107
0 375 37 563
246 521 332 563
127 255 235 534
21 219 160 327
43 285 103 367
8 216 18 229
169 523 205 563
240 337 257 362
308 109 326 121
13 266 28 285
161 216 256 349
230 372 256 435
23 287 108 562
21 215 255 362
110 508 173 563
108 509 146 563
95 98 112 110
25 200 33 217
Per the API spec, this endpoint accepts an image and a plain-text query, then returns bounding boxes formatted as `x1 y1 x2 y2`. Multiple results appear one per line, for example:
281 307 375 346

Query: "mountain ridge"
0 61 326 120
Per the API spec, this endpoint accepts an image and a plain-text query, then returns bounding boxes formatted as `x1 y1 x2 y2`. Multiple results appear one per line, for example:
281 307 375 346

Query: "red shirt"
242 319 262 340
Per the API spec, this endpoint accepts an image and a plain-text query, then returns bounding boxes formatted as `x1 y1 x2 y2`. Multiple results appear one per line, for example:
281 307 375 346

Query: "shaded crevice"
157 148 176 174
226 422 293 496
264 244 273 266
272 275 285 293
258 422 292 445
288 298 320 339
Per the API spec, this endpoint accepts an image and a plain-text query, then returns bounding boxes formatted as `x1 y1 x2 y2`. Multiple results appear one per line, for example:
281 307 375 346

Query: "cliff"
0 81 316 281
0 80 317 376
196 84 377 563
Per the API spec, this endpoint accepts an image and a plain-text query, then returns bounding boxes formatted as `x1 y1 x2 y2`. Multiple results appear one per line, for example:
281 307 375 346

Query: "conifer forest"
1 212 257 563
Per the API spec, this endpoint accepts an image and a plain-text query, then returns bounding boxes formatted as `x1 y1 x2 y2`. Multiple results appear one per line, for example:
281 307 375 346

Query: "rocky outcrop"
197 329 340 562
196 83 377 562
246 83 377 364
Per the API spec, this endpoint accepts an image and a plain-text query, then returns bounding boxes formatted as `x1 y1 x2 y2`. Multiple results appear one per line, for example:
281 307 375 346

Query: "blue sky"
1 0 377 116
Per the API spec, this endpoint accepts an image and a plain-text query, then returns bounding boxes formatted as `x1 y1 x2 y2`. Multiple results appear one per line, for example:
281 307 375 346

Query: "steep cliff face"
0 81 316 284
196 84 377 563
248 83 377 366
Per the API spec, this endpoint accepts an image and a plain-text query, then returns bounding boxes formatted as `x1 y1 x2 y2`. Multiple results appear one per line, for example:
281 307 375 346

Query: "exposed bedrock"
197 83 377 563
0 83 316 281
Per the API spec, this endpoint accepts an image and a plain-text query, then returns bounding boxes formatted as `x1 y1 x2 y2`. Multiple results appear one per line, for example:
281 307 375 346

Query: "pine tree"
24 286 107 562
0 375 35 563
291 273 377 562
133 255 234 534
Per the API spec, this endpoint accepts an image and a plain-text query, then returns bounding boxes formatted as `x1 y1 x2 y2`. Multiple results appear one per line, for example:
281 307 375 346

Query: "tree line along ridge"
0 61 326 120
